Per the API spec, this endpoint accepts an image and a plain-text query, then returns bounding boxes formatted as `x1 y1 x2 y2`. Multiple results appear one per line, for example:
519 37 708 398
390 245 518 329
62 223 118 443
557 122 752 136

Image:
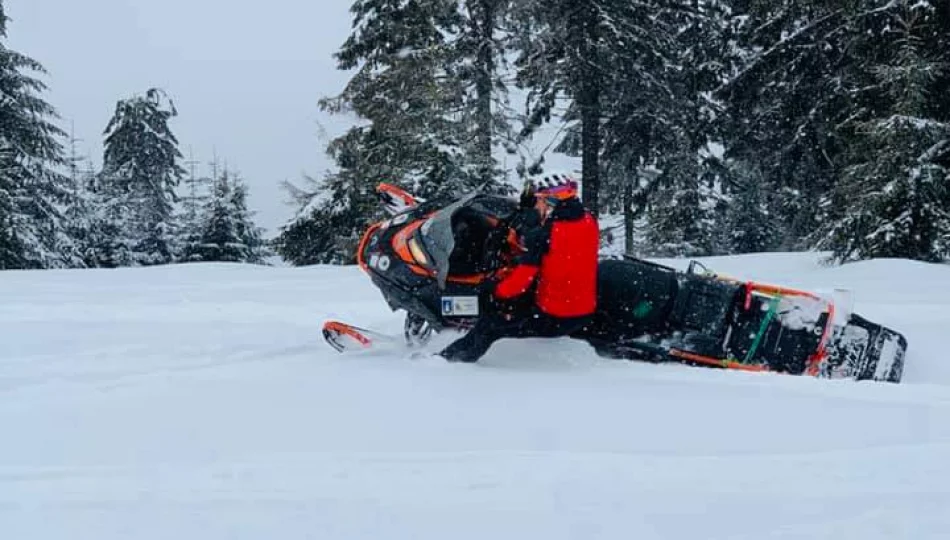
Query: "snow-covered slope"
2 253 949 539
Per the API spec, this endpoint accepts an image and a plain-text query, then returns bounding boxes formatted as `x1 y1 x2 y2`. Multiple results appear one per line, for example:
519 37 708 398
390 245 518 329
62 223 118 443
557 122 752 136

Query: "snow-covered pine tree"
723 161 779 254
324 0 481 195
191 168 264 263
225 173 266 264
540 0 676 233
0 3 79 269
279 0 513 265
642 0 732 257
178 154 214 262
276 176 369 266
455 0 515 185
0 147 20 267
62 128 93 265
97 88 185 266
520 0 730 254
819 1 950 262
717 1 850 249
644 171 726 258
276 134 380 265
88 178 138 267
512 0 623 215
195 170 239 262
63 160 100 267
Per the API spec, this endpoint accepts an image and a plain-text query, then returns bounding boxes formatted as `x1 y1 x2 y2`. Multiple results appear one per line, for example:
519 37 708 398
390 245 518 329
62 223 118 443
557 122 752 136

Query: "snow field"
1 254 949 539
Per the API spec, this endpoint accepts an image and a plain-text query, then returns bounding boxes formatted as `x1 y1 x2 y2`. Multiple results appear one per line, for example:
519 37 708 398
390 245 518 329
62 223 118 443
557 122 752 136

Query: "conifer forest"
0 2 265 270
2 0 948 270
279 0 950 266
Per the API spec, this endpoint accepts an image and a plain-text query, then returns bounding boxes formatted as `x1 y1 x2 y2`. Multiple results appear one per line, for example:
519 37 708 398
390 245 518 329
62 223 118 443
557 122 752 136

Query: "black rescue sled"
323 184 908 383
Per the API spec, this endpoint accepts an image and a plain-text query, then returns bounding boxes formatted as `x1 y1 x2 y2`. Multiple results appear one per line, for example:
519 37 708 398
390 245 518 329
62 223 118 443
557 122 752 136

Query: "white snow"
2 253 950 539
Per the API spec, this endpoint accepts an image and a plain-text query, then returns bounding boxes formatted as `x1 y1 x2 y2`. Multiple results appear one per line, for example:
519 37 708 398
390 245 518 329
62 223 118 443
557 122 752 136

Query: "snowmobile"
323 183 908 383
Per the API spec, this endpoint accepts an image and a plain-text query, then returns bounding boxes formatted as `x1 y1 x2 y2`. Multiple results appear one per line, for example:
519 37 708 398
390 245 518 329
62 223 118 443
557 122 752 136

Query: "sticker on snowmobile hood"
369 254 390 272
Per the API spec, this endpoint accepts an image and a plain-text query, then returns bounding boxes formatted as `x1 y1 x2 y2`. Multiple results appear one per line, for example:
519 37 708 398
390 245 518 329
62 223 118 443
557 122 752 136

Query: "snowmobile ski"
377 183 423 216
322 321 403 354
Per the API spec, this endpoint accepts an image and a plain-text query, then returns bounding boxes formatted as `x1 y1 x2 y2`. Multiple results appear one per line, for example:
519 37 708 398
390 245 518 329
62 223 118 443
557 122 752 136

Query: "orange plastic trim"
448 273 491 285
357 223 382 272
747 282 822 301
405 262 489 285
669 349 771 373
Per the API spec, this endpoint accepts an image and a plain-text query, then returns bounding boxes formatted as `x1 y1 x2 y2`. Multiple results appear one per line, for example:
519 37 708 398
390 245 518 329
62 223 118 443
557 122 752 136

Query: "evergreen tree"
178 155 215 262
185 167 265 264
512 0 615 215
89 176 137 267
517 0 730 253
513 0 717 226
819 1 950 262
276 177 367 266
64 160 99 267
715 0 950 254
545 2 676 240
197 171 240 262
457 0 515 183
223 172 266 263
0 3 79 269
322 0 475 197
723 162 779 254
276 139 380 265
281 0 514 265
644 0 733 257
96 88 185 266
0 147 21 267
645 174 726 257
718 1 850 249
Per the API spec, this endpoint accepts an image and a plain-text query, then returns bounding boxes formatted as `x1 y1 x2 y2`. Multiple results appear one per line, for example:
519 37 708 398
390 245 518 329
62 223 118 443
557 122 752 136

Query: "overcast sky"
6 0 357 234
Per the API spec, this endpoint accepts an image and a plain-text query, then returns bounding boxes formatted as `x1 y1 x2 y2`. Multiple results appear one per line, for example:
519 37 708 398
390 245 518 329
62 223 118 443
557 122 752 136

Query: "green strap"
743 296 781 365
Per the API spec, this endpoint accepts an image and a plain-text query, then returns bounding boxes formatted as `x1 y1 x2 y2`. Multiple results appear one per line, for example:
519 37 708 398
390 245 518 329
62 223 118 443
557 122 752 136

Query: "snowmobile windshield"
419 193 519 288
419 193 478 289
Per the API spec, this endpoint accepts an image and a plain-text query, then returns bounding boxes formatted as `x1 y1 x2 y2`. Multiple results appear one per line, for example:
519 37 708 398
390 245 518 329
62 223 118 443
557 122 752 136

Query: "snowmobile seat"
595 259 679 334
667 275 743 355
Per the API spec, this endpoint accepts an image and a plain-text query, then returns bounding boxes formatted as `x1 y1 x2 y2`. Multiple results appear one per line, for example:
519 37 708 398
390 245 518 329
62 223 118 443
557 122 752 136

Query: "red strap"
493 264 538 300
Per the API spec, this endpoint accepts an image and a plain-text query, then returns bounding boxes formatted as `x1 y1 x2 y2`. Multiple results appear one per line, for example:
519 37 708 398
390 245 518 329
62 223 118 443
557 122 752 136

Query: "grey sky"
6 0 356 234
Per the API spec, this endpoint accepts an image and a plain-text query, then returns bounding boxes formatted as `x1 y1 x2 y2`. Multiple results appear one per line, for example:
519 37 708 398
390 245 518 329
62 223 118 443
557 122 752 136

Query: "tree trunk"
473 0 495 185
580 82 601 217
623 178 634 255
575 4 601 217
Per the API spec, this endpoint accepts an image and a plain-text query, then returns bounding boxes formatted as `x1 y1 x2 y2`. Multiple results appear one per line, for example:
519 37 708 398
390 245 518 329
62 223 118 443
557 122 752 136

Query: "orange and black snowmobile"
323 183 908 383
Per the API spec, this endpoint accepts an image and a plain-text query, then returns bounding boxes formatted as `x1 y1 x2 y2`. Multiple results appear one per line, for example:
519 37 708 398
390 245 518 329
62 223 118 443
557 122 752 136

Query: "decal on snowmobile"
441 296 479 317
325 184 908 383
368 254 390 272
